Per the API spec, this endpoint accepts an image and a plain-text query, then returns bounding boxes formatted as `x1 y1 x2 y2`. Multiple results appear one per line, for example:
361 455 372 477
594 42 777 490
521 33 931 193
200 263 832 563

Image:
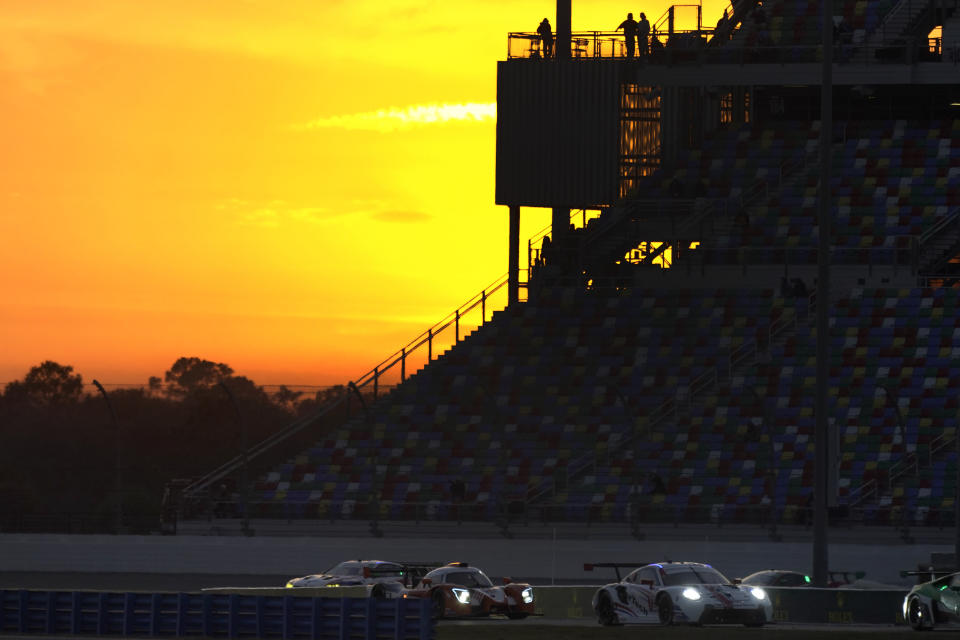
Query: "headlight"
452 588 471 604
682 587 701 601
285 582 294 588
750 588 767 601
325 583 340 588
522 587 534 604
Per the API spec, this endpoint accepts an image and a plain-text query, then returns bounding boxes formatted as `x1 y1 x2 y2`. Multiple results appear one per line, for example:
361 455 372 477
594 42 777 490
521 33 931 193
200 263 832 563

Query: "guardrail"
0 591 434 640
507 35 940 65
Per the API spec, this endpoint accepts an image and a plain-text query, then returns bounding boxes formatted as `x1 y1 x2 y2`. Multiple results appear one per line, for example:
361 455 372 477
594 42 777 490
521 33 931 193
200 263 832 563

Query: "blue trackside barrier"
0 590 435 640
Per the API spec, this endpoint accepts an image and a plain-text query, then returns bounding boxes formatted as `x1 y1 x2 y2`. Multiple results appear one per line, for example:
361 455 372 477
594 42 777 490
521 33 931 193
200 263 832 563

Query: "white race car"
286 560 413 589
588 561 772 627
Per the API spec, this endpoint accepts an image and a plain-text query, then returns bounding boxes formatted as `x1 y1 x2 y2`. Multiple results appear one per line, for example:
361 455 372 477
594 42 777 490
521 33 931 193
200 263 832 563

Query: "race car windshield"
369 564 405 577
325 562 361 576
662 568 729 586
443 571 494 588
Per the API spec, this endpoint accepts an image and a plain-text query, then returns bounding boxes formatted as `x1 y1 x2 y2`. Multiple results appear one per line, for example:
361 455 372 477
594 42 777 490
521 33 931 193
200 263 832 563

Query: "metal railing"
173 274 518 515
847 427 957 507
507 29 711 60
507 35 938 65
351 274 513 400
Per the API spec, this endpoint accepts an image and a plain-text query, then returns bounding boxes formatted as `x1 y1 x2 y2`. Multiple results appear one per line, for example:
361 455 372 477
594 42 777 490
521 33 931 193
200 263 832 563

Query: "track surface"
437 622 918 639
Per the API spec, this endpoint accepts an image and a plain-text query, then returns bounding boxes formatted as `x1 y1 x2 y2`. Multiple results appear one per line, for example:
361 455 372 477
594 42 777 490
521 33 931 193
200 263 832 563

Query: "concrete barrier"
201 586 369 598
201 585 908 625
529 586 598 619
767 587 908 625
528 585 909 624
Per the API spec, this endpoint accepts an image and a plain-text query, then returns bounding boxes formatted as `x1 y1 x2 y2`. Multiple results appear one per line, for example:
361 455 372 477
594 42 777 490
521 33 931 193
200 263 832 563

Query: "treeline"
0 358 346 523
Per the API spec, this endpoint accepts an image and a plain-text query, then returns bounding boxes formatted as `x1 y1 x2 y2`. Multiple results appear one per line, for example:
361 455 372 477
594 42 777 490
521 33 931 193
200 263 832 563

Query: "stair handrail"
919 205 960 247
178 273 515 506
877 0 931 43
178 391 350 502
848 419 957 508
352 273 510 393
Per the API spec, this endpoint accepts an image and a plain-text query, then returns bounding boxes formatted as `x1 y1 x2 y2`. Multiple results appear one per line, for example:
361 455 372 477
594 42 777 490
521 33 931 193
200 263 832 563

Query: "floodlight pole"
92 380 122 534
219 382 251 536
813 0 833 588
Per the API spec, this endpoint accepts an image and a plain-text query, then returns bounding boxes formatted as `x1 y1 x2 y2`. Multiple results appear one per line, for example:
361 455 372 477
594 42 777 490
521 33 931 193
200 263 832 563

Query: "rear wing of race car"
901 565 957 584
583 562 653 582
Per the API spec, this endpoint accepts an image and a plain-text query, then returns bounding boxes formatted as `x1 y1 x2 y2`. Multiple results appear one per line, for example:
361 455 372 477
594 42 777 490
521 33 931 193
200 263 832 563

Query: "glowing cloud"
294 102 496 132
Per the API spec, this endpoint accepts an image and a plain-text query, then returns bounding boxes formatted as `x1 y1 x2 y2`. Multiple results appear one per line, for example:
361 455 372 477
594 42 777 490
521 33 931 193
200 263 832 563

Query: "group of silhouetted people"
615 12 651 59
533 11 656 60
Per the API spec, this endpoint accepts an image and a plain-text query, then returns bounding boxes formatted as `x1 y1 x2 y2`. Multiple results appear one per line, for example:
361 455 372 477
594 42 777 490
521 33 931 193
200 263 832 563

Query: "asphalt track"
437 621 921 639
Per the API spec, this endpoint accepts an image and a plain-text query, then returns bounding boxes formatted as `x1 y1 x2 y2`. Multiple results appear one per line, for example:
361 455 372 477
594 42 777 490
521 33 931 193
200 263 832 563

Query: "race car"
285 560 419 589
903 569 960 630
739 570 811 587
587 561 772 627
397 562 535 619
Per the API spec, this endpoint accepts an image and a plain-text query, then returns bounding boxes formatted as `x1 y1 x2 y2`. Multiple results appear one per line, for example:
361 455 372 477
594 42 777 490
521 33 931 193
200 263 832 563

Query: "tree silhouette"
164 357 234 396
273 385 303 410
3 360 83 407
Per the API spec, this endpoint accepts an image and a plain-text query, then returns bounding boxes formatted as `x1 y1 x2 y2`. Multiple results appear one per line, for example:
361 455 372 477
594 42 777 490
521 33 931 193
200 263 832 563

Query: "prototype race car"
397 562 535 619
903 569 960 630
286 560 419 589
587 561 772 627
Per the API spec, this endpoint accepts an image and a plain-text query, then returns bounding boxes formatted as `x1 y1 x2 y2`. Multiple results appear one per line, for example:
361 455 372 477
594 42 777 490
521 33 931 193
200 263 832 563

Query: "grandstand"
169 0 960 546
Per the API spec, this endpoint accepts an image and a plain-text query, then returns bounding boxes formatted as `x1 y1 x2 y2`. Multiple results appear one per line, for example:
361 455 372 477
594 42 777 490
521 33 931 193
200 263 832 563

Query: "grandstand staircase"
855 0 941 63
917 207 960 276
168 275 515 529
845 426 958 541
873 0 942 42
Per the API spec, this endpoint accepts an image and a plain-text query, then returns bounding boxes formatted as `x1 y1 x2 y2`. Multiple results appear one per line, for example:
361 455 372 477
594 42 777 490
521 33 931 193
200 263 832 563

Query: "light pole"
813 0 834 588
92 380 122 534
218 382 250 536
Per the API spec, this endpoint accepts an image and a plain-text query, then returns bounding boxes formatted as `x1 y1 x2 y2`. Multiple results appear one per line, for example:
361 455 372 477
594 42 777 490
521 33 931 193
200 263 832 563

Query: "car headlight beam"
750 587 767 600
521 587 534 604
681 587 701 601
452 588 471 604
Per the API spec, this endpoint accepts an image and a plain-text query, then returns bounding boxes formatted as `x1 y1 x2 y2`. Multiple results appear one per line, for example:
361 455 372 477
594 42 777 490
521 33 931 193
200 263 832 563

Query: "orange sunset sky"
1 0 726 387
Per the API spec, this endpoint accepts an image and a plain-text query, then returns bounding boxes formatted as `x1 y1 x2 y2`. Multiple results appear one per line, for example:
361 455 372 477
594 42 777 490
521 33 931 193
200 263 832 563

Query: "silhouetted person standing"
617 12 639 59
638 12 651 57
537 18 554 58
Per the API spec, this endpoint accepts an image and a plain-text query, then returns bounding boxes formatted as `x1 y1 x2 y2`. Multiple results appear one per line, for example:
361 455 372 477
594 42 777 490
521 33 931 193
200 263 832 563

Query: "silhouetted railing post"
455 309 460 342
92 380 123 534
428 328 433 361
401 348 406 382
481 290 487 322
373 367 379 400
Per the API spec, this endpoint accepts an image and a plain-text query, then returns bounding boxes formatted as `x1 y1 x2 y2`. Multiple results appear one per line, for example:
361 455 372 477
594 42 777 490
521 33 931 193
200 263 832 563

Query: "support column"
813 0 833 589
509 205 520 305
556 0 571 59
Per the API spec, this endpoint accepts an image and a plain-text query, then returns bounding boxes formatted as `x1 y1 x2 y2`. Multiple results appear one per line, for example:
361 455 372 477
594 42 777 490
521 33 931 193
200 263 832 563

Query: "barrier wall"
0 591 434 640
200 585 909 626
531 586 909 624
768 587 908 625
